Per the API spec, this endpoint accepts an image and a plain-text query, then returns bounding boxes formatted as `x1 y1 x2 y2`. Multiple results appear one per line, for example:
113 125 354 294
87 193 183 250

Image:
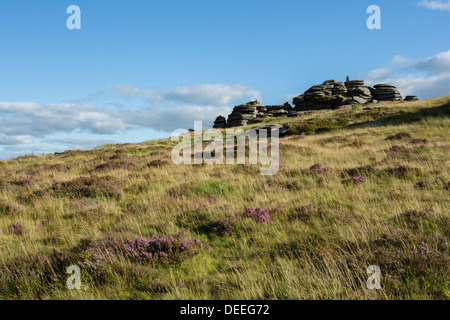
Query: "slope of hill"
0 96 449 299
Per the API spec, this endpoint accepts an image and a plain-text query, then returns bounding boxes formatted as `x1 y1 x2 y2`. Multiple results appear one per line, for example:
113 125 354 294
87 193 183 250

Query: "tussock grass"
0 96 449 300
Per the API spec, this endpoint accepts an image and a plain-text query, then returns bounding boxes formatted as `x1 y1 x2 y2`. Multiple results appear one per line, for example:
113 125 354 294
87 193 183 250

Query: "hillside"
0 96 449 299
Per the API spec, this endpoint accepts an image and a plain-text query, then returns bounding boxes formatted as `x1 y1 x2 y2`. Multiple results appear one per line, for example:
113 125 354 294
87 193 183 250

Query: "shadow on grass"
347 103 450 130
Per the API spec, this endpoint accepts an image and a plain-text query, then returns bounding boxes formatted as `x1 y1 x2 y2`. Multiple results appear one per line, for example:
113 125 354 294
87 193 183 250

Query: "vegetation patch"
51 176 123 200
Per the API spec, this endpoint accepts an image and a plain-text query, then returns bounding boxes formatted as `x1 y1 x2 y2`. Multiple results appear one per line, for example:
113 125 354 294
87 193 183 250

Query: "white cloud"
106 83 261 131
0 134 33 145
360 50 450 99
418 0 450 11
362 68 391 80
0 83 261 147
415 50 450 73
109 83 262 106
0 101 126 143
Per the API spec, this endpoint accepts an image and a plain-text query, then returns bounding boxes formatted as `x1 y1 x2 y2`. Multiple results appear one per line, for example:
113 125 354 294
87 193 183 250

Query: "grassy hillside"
0 96 449 300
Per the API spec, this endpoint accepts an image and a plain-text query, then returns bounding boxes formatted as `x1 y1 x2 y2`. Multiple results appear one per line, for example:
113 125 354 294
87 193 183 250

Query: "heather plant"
243 207 271 223
388 165 410 178
342 165 376 178
8 223 25 235
95 161 137 171
386 165 422 179
408 138 429 145
387 145 411 157
309 163 332 174
147 159 169 167
0 202 20 215
386 132 411 140
123 232 210 264
208 193 219 203
210 218 237 235
351 176 367 184
292 204 319 222
369 234 449 298
51 176 123 200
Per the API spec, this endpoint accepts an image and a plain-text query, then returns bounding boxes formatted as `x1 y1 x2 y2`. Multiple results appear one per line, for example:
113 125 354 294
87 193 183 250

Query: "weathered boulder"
291 78 408 111
226 101 260 127
404 95 420 101
213 116 226 129
372 84 403 101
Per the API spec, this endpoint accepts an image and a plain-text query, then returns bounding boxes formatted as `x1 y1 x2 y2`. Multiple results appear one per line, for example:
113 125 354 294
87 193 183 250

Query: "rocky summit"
213 78 418 128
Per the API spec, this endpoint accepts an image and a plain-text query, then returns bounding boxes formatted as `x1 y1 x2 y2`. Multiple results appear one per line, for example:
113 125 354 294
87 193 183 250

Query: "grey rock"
350 96 368 104
405 95 420 101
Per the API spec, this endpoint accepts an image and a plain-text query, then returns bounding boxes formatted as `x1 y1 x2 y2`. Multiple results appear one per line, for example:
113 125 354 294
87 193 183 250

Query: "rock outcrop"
212 78 418 128
225 101 260 128
214 101 294 128
292 79 407 111
372 84 402 102
404 95 420 101
213 116 226 129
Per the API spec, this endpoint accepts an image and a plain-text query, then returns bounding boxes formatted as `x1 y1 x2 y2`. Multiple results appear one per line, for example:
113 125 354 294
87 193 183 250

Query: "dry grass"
0 96 449 300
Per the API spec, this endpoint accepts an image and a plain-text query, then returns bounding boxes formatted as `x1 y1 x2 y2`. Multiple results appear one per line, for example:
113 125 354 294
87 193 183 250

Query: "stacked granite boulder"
259 103 292 118
292 79 407 111
293 80 350 111
225 101 260 128
213 116 226 129
212 101 295 128
372 84 403 102
345 80 372 104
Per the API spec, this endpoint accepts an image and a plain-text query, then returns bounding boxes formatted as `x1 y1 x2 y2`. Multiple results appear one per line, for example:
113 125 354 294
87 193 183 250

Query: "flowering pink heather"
208 193 219 202
123 232 210 263
243 207 271 223
0 202 20 215
351 176 367 183
8 223 25 235
310 163 332 174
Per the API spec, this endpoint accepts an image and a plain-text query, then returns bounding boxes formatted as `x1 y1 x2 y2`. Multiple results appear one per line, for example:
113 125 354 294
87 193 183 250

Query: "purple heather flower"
8 223 25 235
351 176 367 183
310 163 332 174
123 233 210 263
243 207 271 223
208 193 219 202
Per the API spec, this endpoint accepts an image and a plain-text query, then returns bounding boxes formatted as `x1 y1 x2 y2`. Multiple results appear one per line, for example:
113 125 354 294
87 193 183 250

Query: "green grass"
0 96 449 300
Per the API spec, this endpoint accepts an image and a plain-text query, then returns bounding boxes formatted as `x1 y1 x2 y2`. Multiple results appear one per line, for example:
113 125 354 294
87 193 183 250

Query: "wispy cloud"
108 83 262 106
360 50 450 98
0 83 261 149
418 0 450 11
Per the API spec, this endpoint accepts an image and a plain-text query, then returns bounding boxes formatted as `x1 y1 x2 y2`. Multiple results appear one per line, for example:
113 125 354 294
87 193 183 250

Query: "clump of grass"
191 180 235 196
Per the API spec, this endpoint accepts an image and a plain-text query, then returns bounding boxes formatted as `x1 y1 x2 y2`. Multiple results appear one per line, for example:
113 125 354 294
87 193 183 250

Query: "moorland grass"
0 97 449 300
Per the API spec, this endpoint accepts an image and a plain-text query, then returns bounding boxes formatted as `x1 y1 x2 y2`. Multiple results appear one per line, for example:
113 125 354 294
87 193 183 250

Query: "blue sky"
1 0 450 159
